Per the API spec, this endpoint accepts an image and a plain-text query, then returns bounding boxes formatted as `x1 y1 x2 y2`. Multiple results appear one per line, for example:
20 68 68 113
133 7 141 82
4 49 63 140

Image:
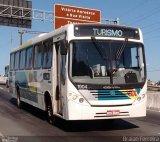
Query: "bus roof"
11 24 69 53
11 23 141 53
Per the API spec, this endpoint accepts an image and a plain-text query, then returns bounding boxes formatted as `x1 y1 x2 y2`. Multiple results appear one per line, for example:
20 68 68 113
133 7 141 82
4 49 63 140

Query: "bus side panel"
14 69 52 110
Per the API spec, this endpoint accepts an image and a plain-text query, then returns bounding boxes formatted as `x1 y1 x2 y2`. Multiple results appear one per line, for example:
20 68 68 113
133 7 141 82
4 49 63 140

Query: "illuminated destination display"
93 28 123 37
74 25 140 39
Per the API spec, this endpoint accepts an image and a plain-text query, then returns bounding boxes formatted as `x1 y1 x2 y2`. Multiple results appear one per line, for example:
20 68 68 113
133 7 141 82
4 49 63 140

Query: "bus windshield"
70 40 146 85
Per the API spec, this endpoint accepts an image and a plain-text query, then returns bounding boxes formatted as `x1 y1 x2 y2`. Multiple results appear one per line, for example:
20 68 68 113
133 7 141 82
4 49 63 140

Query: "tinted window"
19 50 26 69
15 52 20 70
42 39 53 68
10 53 14 70
70 40 145 84
26 47 33 69
131 48 138 67
34 43 43 68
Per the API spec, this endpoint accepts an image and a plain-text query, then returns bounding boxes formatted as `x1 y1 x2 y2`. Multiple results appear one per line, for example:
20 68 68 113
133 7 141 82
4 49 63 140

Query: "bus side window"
15 52 20 70
19 49 26 70
10 53 15 71
26 47 33 69
33 43 43 69
42 39 53 69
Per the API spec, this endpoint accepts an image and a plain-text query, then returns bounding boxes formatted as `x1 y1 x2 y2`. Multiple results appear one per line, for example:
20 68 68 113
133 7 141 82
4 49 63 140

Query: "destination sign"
93 28 123 37
74 25 140 39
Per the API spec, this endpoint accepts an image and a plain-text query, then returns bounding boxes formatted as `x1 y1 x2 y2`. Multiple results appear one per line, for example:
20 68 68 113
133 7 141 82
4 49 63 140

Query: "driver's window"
131 48 138 67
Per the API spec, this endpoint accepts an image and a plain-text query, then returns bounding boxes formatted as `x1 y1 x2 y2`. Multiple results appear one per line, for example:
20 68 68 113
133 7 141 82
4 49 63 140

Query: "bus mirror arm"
60 46 67 55
60 40 68 55
89 67 94 78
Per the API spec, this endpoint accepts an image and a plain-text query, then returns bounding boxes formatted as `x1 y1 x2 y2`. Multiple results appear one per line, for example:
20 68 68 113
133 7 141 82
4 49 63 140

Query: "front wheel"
46 99 57 125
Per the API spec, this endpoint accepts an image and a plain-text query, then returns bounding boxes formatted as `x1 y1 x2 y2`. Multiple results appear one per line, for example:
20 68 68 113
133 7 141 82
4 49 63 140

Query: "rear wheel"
16 88 22 108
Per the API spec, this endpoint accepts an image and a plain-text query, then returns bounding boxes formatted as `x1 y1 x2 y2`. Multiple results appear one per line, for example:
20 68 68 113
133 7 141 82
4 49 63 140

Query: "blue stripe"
98 97 130 100
96 88 140 100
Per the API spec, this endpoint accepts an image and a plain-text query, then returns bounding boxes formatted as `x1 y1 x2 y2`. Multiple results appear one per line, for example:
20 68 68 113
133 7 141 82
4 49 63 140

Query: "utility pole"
18 30 48 48
18 30 24 48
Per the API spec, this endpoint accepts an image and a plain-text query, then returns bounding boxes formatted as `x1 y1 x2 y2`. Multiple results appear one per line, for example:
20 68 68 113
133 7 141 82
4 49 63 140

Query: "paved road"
0 85 160 142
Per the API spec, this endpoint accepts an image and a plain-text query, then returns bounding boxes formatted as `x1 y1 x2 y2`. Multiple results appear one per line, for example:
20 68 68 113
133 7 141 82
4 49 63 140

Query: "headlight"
133 93 146 105
72 95 78 100
79 98 84 103
141 94 146 99
67 92 88 105
137 94 146 102
137 97 141 102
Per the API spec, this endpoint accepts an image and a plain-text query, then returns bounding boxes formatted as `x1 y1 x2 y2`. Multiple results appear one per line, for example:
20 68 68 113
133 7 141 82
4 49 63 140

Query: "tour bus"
9 24 147 123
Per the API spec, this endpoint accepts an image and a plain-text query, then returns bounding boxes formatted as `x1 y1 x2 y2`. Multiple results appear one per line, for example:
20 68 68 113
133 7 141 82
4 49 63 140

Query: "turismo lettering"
93 28 123 37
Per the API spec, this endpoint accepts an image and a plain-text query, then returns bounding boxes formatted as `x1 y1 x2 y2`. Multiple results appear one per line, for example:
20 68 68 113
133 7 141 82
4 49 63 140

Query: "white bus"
9 24 147 123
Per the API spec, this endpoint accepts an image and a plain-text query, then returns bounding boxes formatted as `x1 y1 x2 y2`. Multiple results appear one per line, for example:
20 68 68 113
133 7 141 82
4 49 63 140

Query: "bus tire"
46 96 56 125
16 88 22 109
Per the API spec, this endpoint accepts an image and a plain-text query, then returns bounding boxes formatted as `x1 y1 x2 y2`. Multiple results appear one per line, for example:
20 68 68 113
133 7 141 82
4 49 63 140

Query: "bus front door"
56 42 66 115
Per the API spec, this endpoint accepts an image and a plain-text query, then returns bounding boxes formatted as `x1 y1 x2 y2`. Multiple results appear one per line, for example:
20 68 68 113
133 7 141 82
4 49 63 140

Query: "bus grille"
90 89 137 100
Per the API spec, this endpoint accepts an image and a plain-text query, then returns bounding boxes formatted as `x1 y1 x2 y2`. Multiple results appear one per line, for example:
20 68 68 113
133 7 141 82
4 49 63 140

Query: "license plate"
106 110 120 116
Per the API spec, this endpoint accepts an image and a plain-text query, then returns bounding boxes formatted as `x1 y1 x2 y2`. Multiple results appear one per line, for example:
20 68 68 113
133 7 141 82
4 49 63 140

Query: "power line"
141 21 160 30
119 0 150 19
147 69 160 72
144 36 160 41
18 30 48 47
129 5 160 25
143 27 160 35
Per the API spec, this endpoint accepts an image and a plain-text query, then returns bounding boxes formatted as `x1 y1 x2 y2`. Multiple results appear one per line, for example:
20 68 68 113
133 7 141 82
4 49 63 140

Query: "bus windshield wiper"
116 38 128 60
91 36 107 60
